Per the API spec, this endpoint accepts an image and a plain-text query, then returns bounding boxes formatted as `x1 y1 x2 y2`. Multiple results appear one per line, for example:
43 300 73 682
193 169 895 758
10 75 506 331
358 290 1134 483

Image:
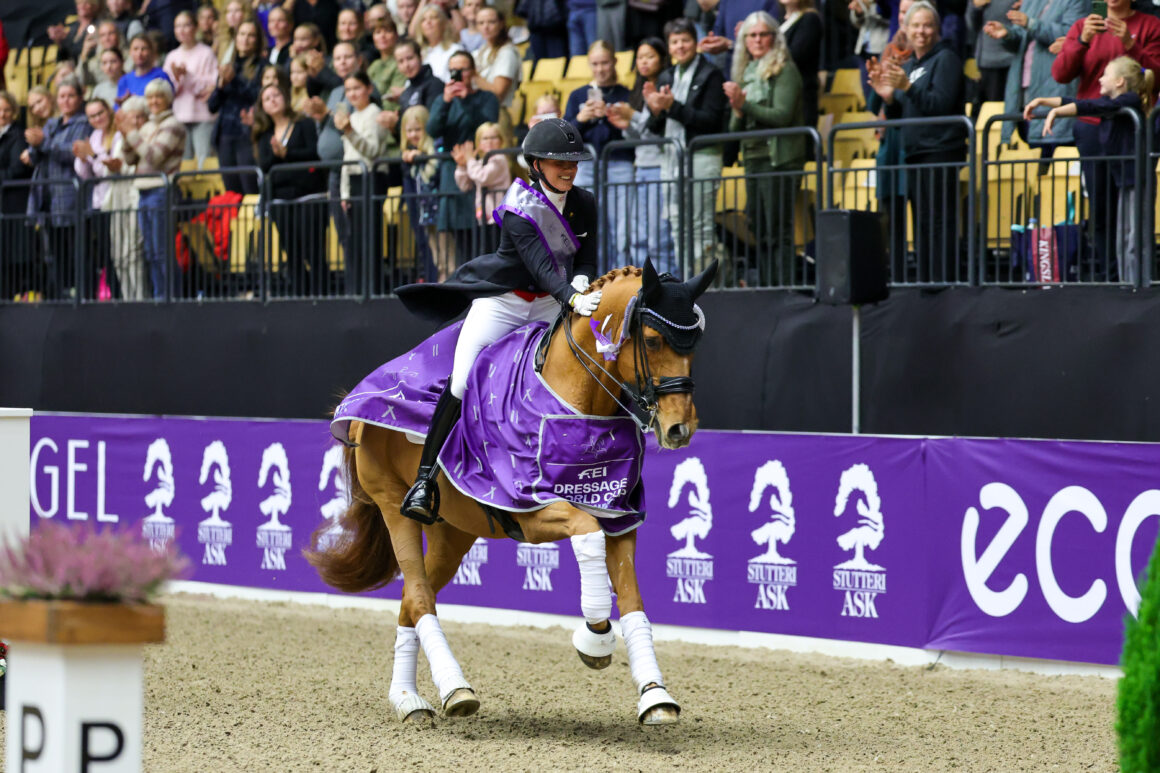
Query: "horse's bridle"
560 290 696 432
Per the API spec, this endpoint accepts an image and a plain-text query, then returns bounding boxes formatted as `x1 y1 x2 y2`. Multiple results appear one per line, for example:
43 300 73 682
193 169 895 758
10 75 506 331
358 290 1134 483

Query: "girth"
477 502 528 542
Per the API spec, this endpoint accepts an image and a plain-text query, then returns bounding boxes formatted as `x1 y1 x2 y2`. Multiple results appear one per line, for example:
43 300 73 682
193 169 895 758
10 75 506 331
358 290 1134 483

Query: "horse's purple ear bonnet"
638 258 718 354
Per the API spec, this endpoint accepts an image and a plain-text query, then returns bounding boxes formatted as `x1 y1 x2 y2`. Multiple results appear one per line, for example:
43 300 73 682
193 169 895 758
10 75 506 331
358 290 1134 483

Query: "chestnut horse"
306 262 716 725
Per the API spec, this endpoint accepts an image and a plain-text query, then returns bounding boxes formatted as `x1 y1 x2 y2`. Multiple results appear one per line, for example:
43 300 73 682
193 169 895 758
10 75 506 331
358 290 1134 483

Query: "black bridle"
559 290 696 432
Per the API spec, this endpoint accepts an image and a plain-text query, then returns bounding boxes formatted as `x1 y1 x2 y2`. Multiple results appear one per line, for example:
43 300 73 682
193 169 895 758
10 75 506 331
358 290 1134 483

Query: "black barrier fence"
829 116 976 286
10 114 1160 304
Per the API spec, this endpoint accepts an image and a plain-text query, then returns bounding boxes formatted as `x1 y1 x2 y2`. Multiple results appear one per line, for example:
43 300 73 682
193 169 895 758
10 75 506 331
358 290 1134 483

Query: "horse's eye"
644 336 661 351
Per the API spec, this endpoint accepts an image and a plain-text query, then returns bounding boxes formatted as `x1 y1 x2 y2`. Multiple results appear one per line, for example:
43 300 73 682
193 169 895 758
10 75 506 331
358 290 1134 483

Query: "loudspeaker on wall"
816 209 889 305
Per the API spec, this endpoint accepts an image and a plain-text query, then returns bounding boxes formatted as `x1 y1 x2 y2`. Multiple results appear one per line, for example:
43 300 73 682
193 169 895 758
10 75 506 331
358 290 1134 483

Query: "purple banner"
25 415 1160 664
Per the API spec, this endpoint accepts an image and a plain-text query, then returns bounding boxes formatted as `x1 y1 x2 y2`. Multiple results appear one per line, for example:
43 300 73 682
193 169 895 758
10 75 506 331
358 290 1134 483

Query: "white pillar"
0 408 32 543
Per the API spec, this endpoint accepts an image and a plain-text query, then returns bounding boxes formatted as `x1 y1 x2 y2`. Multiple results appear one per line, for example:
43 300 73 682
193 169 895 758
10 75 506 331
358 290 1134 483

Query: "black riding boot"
401 387 462 524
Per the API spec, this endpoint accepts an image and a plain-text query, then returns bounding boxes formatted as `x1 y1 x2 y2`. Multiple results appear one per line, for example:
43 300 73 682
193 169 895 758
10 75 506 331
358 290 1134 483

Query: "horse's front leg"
515 503 618 671
606 529 680 725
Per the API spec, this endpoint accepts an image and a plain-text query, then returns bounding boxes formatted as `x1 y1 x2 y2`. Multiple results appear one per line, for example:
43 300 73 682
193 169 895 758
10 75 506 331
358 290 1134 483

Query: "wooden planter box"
3 600 165 773
0 600 165 645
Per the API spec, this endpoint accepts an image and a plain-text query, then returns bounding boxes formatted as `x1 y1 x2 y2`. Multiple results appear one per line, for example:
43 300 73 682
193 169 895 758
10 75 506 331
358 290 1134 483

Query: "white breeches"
449 292 561 398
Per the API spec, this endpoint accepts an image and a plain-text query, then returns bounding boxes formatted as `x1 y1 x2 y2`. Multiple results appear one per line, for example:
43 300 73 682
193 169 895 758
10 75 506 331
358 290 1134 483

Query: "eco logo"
316 445 347 552
666 457 713 605
747 460 797 611
453 538 489 586
517 542 559 591
142 438 176 551
257 443 293 571
197 440 233 566
832 463 887 618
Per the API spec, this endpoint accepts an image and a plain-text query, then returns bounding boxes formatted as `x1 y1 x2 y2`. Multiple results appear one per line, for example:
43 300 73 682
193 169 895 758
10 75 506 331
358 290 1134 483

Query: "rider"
395 117 603 524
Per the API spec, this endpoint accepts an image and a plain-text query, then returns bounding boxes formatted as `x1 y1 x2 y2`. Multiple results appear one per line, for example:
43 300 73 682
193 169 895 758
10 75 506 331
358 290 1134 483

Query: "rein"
556 289 696 433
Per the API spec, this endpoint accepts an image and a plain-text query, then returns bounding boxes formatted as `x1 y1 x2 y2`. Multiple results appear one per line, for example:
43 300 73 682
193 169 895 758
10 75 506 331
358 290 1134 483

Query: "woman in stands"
216 0 256 66
778 0 824 131
473 6 521 126
73 98 123 298
24 76 92 300
871 1 966 283
724 11 806 287
118 79 186 299
367 17 406 109
416 4 465 83
0 92 34 301
253 82 326 296
209 18 265 194
165 10 219 170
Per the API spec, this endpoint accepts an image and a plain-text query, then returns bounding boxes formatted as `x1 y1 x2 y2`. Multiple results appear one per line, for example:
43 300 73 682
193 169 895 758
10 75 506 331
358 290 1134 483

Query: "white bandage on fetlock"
389 626 435 721
570 531 612 625
415 614 471 704
619 611 664 693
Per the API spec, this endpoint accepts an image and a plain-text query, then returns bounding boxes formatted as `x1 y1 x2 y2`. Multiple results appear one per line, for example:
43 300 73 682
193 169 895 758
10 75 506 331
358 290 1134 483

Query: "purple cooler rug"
332 321 646 534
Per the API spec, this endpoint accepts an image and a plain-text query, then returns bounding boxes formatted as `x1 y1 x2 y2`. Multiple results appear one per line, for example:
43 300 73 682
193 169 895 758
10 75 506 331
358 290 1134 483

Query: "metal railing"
9 113 1160 303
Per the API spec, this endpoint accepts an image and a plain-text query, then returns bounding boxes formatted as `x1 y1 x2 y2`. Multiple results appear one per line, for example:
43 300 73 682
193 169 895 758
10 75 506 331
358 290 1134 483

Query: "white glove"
570 290 602 316
571 275 590 293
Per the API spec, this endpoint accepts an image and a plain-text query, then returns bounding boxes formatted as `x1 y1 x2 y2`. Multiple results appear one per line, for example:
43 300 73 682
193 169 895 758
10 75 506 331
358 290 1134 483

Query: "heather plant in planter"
0 520 190 602
1117 534 1160 772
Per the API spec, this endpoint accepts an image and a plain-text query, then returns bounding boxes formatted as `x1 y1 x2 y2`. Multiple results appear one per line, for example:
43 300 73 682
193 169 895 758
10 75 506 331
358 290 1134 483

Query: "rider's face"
537 159 577 192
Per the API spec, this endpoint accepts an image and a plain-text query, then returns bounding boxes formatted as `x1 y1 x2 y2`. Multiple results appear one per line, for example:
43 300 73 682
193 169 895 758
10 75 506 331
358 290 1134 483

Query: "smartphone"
1092 0 1107 17
587 86 602 104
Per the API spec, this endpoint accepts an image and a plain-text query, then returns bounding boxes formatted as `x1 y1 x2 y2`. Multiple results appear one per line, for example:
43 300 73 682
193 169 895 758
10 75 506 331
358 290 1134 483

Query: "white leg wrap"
415 614 471 704
570 531 612 624
572 621 617 658
388 627 435 720
619 611 664 693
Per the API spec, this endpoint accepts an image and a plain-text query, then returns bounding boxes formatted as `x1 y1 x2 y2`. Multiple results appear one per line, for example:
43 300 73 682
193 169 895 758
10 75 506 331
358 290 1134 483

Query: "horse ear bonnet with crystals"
638 258 718 354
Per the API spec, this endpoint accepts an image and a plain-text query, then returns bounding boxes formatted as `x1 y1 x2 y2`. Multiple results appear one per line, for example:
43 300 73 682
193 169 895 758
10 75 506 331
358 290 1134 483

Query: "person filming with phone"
1051 0 1160 281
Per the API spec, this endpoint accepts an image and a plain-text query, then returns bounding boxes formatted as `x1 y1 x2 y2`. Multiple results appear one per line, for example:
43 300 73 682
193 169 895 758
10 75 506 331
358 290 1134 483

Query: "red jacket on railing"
175 191 244 271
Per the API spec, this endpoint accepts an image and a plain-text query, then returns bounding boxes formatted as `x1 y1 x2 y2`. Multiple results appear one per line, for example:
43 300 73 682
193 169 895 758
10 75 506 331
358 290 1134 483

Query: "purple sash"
492 179 580 279
331 322 646 535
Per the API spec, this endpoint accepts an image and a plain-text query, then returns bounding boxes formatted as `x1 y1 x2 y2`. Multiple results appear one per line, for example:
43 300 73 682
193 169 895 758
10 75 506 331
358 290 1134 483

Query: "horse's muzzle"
662 422 692 449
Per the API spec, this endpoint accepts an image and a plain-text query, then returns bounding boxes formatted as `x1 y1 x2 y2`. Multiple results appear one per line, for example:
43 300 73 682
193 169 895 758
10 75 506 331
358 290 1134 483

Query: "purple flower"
0 521 191 603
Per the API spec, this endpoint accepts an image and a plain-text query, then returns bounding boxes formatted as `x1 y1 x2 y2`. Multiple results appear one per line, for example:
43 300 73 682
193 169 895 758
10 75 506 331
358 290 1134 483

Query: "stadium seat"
518 82 559 115
984 148 1041 249
1038 156 1084 227
521 59 533 84
833 158 878 211
819 92 861 116
532 57 566 82
964 58 981 80
327 219 345 271
557 78 588 100
566 55 590 80
615 50 634 81
839 110 879 124
829 68 861 95
829 127 878 168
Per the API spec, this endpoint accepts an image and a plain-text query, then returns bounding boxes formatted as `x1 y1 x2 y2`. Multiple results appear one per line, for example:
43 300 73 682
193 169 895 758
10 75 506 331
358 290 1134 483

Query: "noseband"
559 289 696 432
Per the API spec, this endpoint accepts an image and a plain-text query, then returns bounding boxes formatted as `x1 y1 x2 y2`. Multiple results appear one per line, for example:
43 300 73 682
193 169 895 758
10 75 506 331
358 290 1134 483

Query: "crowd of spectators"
0 0 1158 300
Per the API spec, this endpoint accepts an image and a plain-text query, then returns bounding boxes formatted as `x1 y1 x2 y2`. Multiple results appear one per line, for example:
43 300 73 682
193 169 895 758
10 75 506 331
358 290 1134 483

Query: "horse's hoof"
637 684 680 725
572 622 616 670
393 692 436 723
576 650 613 670
402 708 435 724
442 687 480 717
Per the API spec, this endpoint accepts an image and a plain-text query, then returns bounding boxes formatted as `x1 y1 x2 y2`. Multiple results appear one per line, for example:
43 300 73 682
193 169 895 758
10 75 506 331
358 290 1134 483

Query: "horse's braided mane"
587 265 642 293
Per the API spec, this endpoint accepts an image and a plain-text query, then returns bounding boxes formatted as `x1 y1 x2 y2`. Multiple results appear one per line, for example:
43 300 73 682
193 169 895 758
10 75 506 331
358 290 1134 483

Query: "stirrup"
401 473 442 525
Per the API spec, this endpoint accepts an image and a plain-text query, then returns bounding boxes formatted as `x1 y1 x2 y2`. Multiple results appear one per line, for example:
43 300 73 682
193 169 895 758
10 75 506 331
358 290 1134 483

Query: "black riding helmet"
523 118 593 162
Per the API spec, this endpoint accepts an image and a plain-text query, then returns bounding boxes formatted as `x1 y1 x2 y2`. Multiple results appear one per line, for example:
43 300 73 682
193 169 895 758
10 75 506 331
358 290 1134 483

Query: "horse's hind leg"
387 523 480 722
356 431 479 720
606 529 680 726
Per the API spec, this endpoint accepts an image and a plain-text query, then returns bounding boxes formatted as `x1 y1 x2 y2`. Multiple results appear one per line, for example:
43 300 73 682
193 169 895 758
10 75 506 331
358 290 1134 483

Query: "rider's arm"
503 210 581 305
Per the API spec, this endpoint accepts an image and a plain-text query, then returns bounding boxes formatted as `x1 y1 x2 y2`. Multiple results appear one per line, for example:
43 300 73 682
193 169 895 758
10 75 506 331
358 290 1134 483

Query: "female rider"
395 117 601 524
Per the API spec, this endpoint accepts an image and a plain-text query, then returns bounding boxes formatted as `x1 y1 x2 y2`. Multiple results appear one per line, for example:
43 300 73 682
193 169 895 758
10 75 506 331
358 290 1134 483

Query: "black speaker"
816 209 889 305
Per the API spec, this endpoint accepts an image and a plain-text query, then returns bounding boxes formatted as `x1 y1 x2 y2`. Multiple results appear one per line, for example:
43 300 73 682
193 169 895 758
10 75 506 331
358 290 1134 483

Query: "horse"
306 260 716 725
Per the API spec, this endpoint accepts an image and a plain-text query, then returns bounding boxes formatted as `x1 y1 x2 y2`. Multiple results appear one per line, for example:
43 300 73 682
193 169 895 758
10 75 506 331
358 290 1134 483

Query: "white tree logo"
834 463 885 571
198 440 232 525
749 460 796 565
258 443 292 529
667 457 713 559
317 445 347 550
142 438 175 524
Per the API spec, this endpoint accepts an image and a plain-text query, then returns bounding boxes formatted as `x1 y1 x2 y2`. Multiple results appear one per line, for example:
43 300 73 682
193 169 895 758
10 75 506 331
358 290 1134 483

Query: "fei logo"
316 445 348 552
257 443 293 570
747 460 797 611
517 542 559 591
453 538 489 585
142 438 176 551
197 440 233 566
832 463 887 618
666 457 714 605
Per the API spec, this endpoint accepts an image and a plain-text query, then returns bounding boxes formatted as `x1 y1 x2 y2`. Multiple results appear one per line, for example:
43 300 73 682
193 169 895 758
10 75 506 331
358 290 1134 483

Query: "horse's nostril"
667 424 689 443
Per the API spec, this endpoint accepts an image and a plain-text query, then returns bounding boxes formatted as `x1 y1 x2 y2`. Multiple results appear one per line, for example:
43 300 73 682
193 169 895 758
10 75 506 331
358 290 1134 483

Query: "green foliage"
1118 531 1160 772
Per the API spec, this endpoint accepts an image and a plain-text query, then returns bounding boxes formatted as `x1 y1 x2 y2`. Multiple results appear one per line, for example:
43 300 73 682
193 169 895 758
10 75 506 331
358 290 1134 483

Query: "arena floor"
1 594 1118 771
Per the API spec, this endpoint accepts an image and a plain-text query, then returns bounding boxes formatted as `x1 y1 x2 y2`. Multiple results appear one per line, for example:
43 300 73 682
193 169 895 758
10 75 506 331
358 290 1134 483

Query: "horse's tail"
303 442 400 593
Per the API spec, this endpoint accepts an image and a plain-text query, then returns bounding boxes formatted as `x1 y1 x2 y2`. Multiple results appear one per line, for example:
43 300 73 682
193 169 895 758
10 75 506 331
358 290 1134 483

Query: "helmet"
522 118 592 162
